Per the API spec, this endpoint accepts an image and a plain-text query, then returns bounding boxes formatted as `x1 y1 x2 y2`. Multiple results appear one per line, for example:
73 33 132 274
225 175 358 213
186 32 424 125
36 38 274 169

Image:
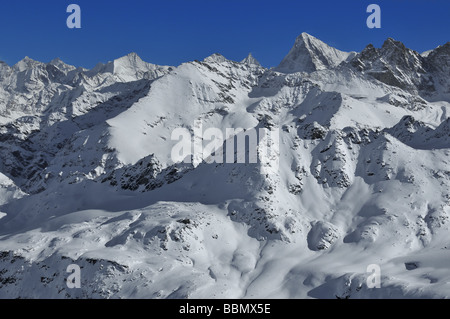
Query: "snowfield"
0 33 449 299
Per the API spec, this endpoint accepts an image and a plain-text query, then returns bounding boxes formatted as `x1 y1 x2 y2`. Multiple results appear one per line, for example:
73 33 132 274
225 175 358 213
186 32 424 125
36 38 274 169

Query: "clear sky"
0 0 449 69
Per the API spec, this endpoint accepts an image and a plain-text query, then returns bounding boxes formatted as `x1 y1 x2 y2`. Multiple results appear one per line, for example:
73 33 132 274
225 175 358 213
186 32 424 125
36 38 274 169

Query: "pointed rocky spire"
275 33 351 73
241 53 261 67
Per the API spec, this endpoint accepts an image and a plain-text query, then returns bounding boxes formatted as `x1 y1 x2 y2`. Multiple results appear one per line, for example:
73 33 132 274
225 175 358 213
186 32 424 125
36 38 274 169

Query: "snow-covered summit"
276 32 353 73
48 58 76 73
203 53 228 63
12 56 43 72
241 53 261 67
86 52 172 82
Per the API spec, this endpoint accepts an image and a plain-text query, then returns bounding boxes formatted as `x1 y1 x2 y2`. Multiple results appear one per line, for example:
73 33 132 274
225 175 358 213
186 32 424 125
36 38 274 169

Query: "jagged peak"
427 42 450 58
363 43 376 51
382 37 407 52
87 61 111 75
358 43 379 59
203 53 228 63
13 56 43 72
114 52 143 64
297 32 320 43
126 52 139 58
352 37 425 73
84 53 171 81
293 32 342 52
49 58 76 72
276 32 351 73
49 57 64 65
86 53 146 77
241 53 261 66
20 56 36 63
112 52 173 72
112 53 147 71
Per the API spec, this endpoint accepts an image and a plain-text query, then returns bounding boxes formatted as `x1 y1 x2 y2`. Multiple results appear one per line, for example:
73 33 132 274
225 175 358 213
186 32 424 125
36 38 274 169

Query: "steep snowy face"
87 53 172 82
106 53 266 166
276 33 353 73
0 54 173 193
0 34 449 299
0 53 172 121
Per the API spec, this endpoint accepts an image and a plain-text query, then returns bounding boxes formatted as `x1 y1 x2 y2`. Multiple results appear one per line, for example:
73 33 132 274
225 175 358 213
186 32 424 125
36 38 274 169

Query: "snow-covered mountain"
276 33 355 73
0 33 449 299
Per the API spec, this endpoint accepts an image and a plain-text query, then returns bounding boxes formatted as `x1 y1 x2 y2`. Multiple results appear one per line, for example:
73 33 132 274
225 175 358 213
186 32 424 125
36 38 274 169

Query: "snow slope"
0 33 449 299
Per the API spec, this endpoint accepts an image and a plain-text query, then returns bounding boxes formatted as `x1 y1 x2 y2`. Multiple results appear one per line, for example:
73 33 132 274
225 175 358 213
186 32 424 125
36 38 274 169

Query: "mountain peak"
382 37 407 52
114 52 142 64
49 57 64 64
13 56 42 72
294 32 322 49
299 32 315 40
49 58 76 73
275 33 351 73
88 53 147 76
22 56 34 62
425 42 450 76
203 53 228 63
84 53 171 81
428 42 450 57
112 52 150 71
241 53 261 67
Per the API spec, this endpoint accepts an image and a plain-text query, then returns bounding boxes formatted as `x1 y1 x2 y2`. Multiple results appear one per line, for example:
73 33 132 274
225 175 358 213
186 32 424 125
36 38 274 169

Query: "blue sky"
0 0 449 68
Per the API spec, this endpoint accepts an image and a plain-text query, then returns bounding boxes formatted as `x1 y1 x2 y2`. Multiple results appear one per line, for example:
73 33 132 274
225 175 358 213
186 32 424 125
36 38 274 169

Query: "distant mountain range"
0 33 449 299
